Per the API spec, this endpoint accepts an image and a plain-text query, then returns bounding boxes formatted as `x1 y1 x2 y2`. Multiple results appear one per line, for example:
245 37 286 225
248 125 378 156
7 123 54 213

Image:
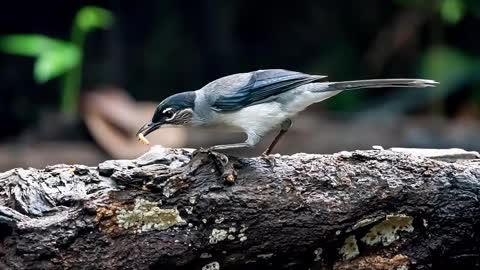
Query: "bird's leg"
261 118 292 166
263 118 292 155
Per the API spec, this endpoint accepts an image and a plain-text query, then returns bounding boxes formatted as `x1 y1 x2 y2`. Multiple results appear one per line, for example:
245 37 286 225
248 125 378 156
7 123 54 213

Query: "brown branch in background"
364 9 429 76
80 87 188 158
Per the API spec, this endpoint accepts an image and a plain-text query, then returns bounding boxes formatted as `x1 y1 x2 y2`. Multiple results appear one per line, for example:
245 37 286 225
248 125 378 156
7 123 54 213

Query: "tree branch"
1 147 479 269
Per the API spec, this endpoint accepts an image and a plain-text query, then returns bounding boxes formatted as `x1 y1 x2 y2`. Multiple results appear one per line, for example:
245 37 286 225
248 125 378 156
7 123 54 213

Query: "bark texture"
1 147 480 270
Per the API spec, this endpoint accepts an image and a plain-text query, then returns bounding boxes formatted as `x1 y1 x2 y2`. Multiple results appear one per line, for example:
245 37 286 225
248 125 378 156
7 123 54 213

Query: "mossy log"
1 147 480 270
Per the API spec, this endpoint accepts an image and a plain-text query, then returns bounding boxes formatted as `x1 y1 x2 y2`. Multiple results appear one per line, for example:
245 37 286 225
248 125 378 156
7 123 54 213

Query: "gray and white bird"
137 69 437 155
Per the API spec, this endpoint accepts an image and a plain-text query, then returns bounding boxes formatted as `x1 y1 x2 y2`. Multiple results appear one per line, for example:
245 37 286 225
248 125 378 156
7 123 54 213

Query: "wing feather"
212 69 325 111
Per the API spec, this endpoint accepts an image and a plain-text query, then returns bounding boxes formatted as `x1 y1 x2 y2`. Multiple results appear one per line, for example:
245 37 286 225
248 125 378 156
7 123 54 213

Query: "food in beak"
137 133 150 145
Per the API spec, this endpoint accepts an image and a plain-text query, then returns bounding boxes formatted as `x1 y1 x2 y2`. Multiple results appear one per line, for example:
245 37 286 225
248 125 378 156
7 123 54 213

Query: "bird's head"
137 91 196 138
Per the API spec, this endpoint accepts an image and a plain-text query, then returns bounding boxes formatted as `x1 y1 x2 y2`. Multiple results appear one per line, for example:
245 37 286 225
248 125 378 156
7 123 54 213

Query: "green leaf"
441 0 466 24
75 6 114 33
421 46 473 82
420 46 478 99
0 34 66 57
34 44 81 83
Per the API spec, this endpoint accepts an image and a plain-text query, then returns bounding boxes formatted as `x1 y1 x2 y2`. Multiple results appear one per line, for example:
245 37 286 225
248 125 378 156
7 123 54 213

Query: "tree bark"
1 147 479 270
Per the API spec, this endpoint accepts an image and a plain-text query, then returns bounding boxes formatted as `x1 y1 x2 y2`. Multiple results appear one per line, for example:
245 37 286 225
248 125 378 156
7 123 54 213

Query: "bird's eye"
163 109 174 119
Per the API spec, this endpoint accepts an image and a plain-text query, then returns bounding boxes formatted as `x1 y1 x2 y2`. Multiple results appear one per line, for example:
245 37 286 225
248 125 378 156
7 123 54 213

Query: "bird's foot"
260 152 276 168
192 148 237 184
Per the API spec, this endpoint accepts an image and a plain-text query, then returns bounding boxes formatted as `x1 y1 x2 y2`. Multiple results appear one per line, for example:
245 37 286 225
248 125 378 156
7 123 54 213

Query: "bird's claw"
260 152 276 168
192 148 237 184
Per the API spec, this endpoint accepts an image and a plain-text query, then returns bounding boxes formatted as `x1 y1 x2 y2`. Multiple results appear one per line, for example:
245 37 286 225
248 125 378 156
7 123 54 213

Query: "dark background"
1 0 479 169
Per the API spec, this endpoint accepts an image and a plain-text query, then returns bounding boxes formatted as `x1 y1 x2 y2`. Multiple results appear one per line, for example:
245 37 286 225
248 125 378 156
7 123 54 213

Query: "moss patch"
339 235 360 260
361 214 413 246
116 198 186 232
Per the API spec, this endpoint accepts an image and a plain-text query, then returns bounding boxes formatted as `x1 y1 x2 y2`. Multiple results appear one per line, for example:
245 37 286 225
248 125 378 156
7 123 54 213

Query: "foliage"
397 0 480 24
441 0 466 24
1 35 80 83
352 0 480 115
0 6 113 116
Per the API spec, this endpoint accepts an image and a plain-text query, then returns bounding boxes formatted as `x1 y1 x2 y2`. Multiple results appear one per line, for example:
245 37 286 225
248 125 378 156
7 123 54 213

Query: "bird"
137 69 438 155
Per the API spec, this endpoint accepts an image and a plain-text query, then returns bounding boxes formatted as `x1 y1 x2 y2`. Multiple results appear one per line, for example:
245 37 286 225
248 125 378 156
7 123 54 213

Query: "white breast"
212 102 288 145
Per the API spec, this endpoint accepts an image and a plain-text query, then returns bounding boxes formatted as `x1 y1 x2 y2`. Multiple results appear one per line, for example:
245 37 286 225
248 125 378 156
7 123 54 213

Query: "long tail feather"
324 79 439 92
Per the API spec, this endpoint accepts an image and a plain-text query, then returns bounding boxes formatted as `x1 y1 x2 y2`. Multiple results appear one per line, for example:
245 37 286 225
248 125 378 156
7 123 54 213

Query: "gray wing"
211 69 326 111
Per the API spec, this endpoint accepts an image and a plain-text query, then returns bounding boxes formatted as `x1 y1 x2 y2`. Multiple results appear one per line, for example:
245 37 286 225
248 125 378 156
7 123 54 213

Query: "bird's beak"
136 122 162 137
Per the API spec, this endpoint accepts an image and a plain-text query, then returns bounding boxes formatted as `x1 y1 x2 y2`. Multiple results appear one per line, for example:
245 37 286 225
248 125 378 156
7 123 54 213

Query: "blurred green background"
0 0 479 169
